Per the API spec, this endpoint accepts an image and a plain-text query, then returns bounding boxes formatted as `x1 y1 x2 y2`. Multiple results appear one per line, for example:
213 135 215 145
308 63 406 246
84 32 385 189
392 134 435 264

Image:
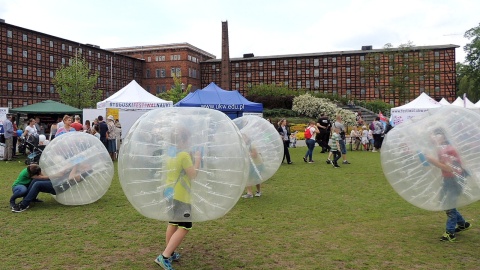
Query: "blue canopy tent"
175 82 263 119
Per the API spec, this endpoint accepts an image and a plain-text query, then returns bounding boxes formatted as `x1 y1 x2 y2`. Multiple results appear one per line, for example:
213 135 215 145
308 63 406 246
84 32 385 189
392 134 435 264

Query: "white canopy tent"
97 80 173 109
451 96 477 108
439 98 450 105
390 93 442 126
476 100 480 108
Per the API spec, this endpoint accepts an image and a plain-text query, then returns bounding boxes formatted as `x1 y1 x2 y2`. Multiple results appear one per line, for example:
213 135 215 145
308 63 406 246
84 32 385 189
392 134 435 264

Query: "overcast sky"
1 0 478 63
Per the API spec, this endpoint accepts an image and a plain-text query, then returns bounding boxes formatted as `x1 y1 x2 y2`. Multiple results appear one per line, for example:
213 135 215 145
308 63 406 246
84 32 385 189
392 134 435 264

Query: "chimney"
220 21 231 90
361 45 373 50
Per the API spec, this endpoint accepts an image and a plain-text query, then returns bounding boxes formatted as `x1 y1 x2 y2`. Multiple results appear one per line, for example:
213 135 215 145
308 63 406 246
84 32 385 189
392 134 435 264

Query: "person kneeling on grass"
9 164 49 210
12 164 91 213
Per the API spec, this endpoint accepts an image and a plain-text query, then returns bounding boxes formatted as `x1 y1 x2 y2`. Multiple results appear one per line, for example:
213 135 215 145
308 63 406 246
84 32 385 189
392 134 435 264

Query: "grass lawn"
1 147 479 269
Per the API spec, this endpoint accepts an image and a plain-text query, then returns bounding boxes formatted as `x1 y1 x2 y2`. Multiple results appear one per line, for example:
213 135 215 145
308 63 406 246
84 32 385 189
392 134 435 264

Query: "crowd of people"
2 114 122 162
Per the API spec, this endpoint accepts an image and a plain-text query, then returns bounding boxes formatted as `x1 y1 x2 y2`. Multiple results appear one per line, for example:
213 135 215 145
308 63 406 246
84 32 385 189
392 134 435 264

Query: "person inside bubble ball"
12 160 92 213
242 135 264 198
155 129 201 270
425 128 472 242
9 164 49 210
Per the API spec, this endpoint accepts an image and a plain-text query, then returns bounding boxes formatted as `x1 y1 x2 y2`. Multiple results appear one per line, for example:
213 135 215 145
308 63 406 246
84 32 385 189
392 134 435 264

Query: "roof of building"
107 42 216 59
203 44 460 62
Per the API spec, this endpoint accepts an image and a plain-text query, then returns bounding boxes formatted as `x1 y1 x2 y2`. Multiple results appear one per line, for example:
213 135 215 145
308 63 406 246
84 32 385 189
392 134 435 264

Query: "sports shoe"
342 160 351 164
12 203 29 213
155 255 174 270
242 193 253 198
455 222 472 233
326 159 331 164
308 160 315 163
440 232 456 242
303 157 307 163
334 164 340 168
255 191 262 197
170 252 181 262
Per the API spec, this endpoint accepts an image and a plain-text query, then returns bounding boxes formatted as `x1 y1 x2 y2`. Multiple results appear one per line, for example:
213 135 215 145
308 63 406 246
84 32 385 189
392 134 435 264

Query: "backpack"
304 127 312 139
369 122 375 131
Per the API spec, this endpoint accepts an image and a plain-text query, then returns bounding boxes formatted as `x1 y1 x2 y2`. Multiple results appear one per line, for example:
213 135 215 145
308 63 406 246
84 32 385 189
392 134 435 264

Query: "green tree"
361 42 435 106
461 23 480 101
53 53 101 109
157 74 190 104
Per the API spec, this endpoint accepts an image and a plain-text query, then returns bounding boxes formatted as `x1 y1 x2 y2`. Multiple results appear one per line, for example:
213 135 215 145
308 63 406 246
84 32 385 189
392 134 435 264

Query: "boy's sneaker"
170 252 181 262
255 192 262 197
455 222 472 233
334 164 340 168
241 193 253 198
342 160 351 164
12 204 29 213
155 255 174 270
326 159 331 164
440 232 456 242
303 157 307 163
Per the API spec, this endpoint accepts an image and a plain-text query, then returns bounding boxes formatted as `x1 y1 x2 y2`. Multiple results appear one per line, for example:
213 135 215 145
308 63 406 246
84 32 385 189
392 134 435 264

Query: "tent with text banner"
390 92 442 126
175 82 263 119
96 80 173 110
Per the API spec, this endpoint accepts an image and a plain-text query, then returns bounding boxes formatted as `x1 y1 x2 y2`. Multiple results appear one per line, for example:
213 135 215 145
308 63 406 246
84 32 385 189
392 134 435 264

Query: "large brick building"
109 44 215 93
0 19 459 109
201 45 459 106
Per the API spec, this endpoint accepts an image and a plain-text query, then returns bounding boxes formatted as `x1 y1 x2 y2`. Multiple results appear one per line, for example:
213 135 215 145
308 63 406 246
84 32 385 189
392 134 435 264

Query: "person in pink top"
55 115 76 137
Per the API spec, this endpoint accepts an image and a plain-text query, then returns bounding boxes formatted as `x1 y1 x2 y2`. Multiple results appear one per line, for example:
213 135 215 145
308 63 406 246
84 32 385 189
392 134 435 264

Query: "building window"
297 59 302 65
37 85 42 92
146 69 150 78
259 71 263 77
7 65 13 73
156 69 161 78
361 78 366 83
284 60 288 65
346 78 351 84
50 71 54 78
37 53 41 60
161 69 166 78
435 62 440 68
259 61 263 67
50 41 54 47
212 65 215 70
346 67 351 72
7 47 12 55
37 69 41 76
361 89 366 95
332 57 336 62
62 44 65 50
147 57 151 62
323 58 327 63
7 83 13 91
347 89 351 95
271 61 275 66
333 79 337 84
389 65 393 70
324 79 328 85
297 81 302 88
314 80 319 89
235 83 240 89
419 76 424 81
435 51 440 57
306 59 310 64
247 72 251 77
7 30 12 38
314 69 319 77
272 71 276 76
50 86 55 93
23 67 28 75
435 86 440 92
176 68 181 76
69 45 72 52
62 58 66 65
23 50 28 57
247 62 251 67
306 69 310 75
435 75 440 80
360 67 365 72
22 34 27 41
314 59 319 66
23 83 28 91
323 68 328 74
50 56 54 62
284 71 288 76
332 68 337 74
360 56 365 61
346 56 351 61
234 63 239 68
235 73 239 78
297 70 301 75
306 80 310 88
375 77 380 83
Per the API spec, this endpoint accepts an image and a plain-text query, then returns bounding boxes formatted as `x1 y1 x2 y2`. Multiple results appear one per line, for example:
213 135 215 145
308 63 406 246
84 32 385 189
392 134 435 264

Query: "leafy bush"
292 93 357 126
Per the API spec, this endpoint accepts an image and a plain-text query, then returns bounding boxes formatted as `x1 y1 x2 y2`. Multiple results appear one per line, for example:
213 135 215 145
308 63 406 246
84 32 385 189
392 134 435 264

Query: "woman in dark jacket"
277 119 292 164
